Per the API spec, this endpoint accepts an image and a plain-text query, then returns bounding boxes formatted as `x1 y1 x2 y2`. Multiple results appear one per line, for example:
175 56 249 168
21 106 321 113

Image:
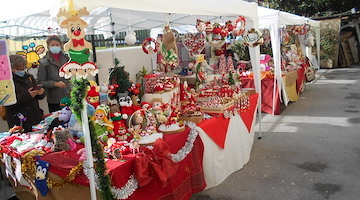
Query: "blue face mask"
14 70 26 77
50 46 61 54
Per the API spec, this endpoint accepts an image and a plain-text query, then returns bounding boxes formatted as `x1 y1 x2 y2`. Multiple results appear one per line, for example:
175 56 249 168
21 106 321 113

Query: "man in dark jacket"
37 36 70 113
6 55 45 132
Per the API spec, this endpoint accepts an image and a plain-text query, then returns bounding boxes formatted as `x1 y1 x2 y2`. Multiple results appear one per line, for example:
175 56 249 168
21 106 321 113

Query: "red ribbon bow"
134 139 178 187
72 38 85 47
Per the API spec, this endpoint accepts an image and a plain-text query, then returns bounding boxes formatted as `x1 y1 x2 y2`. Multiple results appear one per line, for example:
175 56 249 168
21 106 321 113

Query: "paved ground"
191 64 360 200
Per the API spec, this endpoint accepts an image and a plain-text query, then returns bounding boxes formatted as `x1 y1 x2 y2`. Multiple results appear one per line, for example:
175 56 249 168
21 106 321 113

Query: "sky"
0 0 55 21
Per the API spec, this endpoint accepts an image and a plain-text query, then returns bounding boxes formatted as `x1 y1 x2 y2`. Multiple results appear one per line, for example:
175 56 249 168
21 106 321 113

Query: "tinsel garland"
88 120 115 200
47 162 83 189
83 122 200 200
70 78 89 122
21 155 83 189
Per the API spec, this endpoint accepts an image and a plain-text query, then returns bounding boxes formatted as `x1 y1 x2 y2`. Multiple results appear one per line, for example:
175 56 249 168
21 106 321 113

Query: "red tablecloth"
198 93 259 149
41 128 205 200
241 77 280 115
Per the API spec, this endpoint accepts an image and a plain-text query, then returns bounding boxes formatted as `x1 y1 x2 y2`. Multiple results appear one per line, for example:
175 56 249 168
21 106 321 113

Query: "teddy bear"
35 159 50 196
52 127 76 152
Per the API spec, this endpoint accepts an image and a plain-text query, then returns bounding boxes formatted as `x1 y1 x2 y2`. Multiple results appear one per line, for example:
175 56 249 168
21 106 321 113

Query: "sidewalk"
191 63 360 200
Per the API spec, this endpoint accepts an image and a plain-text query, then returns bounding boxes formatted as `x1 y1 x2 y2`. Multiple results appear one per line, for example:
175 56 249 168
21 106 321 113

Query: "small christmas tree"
109 58 132 93
228 71 235 85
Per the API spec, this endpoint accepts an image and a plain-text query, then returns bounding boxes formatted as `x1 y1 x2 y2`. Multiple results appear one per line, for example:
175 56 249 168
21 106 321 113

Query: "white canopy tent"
2 1 263 199
258 6 320 115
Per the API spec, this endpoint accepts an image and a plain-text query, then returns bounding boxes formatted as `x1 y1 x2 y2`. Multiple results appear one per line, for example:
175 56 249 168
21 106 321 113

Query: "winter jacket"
37 52 70 104
5 73 45 132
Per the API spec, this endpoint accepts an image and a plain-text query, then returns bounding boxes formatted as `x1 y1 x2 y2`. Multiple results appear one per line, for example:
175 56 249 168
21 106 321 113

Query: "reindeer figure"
57 7 98 79
160 23 179 72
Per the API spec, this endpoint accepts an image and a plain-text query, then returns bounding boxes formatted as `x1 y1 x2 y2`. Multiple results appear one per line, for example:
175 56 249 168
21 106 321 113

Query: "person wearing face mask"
37 35 70 113
5 55 45 132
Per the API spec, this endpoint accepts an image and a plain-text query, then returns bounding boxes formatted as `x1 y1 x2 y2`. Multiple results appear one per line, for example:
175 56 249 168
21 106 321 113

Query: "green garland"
89 120 114 200
70 77 114 199
70 78 89 122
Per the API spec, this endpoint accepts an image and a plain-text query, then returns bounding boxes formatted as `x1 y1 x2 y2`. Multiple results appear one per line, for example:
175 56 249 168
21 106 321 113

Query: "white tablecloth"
199 111 257 189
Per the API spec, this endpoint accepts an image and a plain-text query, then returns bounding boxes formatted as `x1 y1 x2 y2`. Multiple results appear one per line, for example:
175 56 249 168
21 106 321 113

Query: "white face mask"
50 46 61 54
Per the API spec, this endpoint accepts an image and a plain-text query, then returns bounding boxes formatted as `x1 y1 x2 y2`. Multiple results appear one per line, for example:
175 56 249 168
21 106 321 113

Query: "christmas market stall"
0 0 262 199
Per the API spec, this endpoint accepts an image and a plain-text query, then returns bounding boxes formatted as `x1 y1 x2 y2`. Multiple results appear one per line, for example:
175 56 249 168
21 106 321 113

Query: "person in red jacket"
5 55 45 132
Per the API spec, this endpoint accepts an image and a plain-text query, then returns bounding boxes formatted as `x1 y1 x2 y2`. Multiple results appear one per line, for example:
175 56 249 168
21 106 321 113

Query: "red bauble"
132 88 141 95
135 83 141 88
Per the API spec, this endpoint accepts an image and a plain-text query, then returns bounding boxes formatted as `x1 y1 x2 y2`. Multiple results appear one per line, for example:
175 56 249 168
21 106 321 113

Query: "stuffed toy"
150 98 167 124
59 97 71 108
47 106 72 136
118 92 141 121
86 85 100 109
77 148 86 162
111 115 130 141
91 105 114 143
52 127 74 152
69 103 95 140
35 159 49 196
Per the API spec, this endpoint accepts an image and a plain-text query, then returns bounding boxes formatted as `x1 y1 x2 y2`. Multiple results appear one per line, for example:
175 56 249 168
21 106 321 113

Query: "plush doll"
118 92 141 121
35 159 49 196
48 106 72 134
69 103 95 140
131 95 141 107
91 105 114 143
52 127 74 152
111 116 130 141
59 97 71 108
86 85 100 109
150 98 167 124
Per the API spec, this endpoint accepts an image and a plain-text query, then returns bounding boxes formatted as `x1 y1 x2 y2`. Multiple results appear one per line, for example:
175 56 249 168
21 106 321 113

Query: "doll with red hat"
86 85 100 109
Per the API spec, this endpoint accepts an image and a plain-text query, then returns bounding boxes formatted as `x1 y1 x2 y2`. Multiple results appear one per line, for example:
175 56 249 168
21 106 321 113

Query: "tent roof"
1 0 259 37
258 7 319 28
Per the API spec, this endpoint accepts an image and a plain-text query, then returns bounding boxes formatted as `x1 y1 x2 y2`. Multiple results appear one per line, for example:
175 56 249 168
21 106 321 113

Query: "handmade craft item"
57 7 98 79
0 40 17 106
35 159 50 196
232 16 246 37
91 105 114 143
243 28 264 47
16 42 45 68
160 23 179 71
86 85 100 109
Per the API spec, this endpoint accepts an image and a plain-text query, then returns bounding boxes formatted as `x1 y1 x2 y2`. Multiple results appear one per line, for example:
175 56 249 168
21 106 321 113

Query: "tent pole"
81 101 97 200
91 27 99 84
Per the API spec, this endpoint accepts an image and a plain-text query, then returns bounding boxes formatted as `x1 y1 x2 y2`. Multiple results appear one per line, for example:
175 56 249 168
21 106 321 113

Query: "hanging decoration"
182 33 206 57
125 31 137 45
232 16 246 37
243 28 264 47
141 38 159 54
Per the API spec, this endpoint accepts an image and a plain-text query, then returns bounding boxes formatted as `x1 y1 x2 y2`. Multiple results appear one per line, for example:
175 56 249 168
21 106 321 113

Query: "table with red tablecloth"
11 128 205 200
241 67 306 115
8 94 260 200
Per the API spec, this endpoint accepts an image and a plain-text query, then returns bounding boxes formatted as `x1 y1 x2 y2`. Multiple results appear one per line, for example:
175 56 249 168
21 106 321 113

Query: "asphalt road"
191 64 360 200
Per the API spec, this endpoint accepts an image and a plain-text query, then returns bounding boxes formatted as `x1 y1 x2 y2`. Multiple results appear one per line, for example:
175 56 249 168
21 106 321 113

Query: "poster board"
0 40 17 106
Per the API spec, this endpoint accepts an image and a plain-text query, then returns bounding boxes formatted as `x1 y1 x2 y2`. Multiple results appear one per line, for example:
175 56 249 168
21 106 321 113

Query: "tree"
262 0 356 17
108 58 132 93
